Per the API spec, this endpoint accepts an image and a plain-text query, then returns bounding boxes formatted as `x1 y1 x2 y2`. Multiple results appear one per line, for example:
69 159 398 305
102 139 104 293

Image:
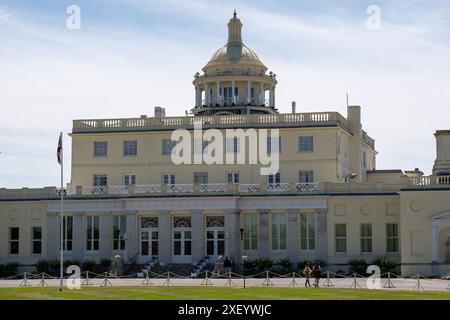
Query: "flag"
57 132 63 164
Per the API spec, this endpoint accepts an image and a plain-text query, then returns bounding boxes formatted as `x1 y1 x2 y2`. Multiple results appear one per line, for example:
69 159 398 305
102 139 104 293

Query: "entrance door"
205 216 225 260
173 228 192 262
206 229 225 260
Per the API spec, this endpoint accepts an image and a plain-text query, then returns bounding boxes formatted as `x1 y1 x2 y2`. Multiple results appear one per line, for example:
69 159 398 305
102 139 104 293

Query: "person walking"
223 256 232 275
303 263 312 287
313 263 321 287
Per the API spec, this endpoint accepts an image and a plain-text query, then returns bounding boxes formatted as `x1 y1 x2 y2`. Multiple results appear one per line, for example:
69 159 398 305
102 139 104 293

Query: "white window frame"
299 171 314 183
9 227 19 255
243 213 258 251
124 174 136 186
31 226 42 255
123 140 137 156
298 136 314 153
271 213 287 251
93 141 107 157
360 223 373 253
62 216 73 252
85 216 100 252
387 223 399 253
112 215 127 251
162 173 176 185
300 212 316 251
226 172 240 183
335 223 347 253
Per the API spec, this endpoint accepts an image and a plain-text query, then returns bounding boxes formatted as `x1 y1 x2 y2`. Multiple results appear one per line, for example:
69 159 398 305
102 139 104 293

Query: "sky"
0 0 450 188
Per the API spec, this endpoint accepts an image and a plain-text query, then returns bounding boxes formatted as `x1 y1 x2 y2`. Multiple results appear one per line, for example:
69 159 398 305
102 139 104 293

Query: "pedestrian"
303 263 312 287
313 263 321 287
223 256 232 275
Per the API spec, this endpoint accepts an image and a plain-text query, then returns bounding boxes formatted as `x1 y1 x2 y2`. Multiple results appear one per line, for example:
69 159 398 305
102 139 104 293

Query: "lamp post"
242 255 247 289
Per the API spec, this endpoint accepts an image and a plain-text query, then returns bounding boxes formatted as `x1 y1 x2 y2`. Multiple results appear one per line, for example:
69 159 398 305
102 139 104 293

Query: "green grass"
0 286 449 300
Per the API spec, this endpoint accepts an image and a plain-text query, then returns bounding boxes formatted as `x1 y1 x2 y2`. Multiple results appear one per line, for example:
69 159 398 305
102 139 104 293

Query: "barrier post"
100 272 112 287
162 271 173 287
349 273 361 289
142 270 153 286
82 271 94 286
225 271 234 287
262 270 273 286
19 272 31 287
201 270 212 286
37 273 48 287
322 271 334 287
413 275 424 292
288 272 299 287
383 272 395 288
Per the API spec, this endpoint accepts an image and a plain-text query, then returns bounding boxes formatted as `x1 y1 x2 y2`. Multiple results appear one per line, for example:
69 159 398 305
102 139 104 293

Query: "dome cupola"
192 11 278 116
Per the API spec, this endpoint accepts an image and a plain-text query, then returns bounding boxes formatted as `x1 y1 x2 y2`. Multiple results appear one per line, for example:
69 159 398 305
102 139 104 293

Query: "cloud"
0 0 450 188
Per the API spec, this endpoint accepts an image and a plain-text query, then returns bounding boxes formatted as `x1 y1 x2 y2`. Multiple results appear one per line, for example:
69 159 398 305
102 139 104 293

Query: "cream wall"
70 126 367 187
326 195 401 266
0 201 48 265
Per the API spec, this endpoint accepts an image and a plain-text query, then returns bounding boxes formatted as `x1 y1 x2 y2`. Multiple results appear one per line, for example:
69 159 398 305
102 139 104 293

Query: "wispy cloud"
0 0 449 187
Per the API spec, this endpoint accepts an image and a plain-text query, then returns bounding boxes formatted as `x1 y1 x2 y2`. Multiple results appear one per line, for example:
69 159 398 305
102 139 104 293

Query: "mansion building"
1 13 450 276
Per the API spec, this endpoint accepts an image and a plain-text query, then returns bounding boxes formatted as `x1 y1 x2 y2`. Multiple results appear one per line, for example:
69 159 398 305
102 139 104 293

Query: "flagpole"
59 132 64 291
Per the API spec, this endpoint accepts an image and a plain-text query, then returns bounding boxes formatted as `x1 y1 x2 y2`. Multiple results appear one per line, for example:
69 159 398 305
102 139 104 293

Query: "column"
99 213 111 260
258 210 270 259
224 210 240 262
46 213 58 260
315 209 328 261
272 86 275 108
158 211 170 264
431 224 438 262
216 80 221 106
195 85 201 108
72 214 83 260
231 80 236 104
287 210 299 261
204 81 209 106
247 80 252 104
126 212 138 263
191 210 203 261
269 86 273 107
260 82 264 105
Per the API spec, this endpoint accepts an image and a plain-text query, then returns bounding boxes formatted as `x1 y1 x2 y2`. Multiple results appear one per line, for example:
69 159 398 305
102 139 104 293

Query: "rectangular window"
124 174 136 186
299 136 314 152
162 173 176 185
335 223 347 253
93 175 107 187
63 216 73 251
271 213 287 250
194 172 208 184
226 137 239 153
387 223 399 253
113 215 127 251
226 172 240 183
94 141 107 157
300 212 316 250
267 136 281 154
299 171 314 183
360 223 372 253
32 227 42 255
86 216 100 251
9 227 19 255
244 214 258 250
268 172 281 184
162 139 176 155
123 140 137 156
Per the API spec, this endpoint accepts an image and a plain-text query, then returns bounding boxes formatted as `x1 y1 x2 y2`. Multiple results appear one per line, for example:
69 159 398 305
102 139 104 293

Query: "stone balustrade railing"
406 175 450 188
4 179 440 200
73 112 351 133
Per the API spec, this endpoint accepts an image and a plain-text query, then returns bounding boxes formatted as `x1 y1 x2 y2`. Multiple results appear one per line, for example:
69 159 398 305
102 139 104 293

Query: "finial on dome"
233 10 237 19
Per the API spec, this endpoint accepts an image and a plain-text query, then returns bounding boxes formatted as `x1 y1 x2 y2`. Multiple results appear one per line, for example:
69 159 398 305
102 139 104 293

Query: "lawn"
0 286 449 300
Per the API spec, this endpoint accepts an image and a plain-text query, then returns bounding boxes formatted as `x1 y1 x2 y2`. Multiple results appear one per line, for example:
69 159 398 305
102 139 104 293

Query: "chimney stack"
154 106 166 118
291 101 296 114
432 130 450 175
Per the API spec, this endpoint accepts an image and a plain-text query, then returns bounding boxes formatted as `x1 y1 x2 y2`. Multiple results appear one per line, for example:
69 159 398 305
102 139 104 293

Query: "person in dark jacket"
313 263 321 287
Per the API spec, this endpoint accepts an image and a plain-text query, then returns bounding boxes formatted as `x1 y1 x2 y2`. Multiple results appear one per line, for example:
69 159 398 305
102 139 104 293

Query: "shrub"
81 260 97 272
371 256 397 274
274 258 292 269
0 262 19 278
243 259 274 276
99 259 112 273
35 260 50 274
64 259 81 269
348 259 368 276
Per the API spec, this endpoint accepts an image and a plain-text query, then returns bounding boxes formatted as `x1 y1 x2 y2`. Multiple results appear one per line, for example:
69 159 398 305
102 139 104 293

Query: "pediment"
432 211 450 220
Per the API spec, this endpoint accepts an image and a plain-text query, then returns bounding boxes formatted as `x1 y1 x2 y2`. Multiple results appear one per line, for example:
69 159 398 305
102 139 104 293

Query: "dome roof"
203 44 267 71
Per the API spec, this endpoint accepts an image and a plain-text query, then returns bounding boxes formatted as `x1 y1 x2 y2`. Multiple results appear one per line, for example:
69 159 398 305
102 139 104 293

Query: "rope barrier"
19 272 31 287
412 275 424 292
349 273 362 289
162 271 173 287
82 271 94 286
383 272 395 288
37 273 48 287
322 271 334 287
100 272 112 287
